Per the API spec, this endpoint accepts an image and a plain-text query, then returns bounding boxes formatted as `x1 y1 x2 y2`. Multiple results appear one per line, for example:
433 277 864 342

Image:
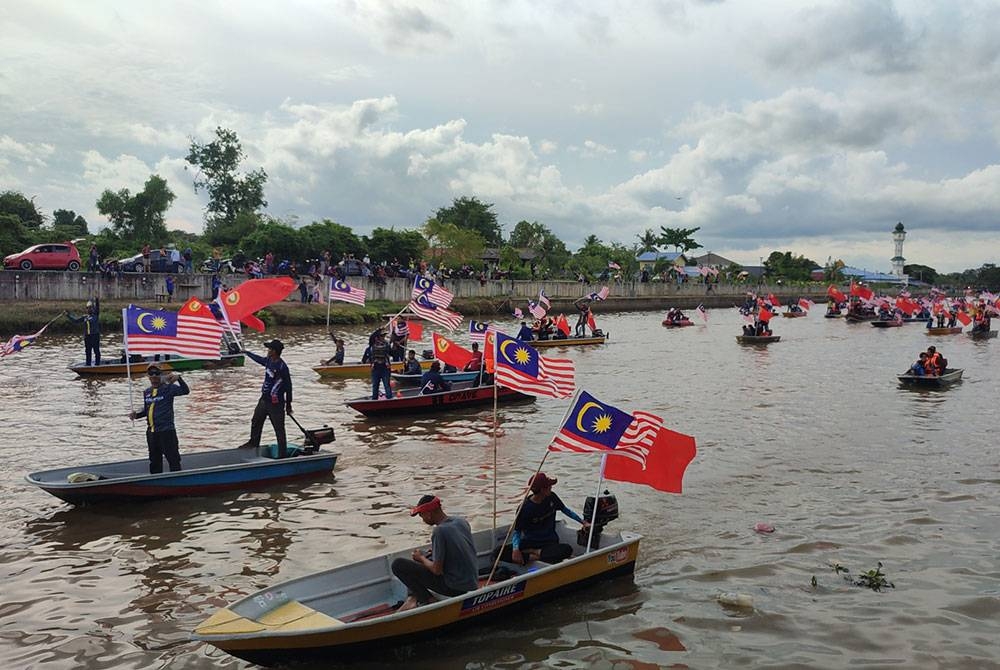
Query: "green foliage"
636 228 659 253
363 227 427 266
853 562 894 592
0 191 45 228
904 263 938 285
187 127 268 232
658 226 702 253
499 245 532 279
508 220 570 274
764 250 819 281
52 209 89 236
241 218 304 262
96 175 175 242
571 234 615 277
299 219 364 260
0 213 31 255
204 211 260 247
434 196 502 246
422 217 486 267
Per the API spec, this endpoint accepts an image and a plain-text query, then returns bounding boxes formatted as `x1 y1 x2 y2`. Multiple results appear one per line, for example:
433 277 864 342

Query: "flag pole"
486 449 551 585
585 454 608 554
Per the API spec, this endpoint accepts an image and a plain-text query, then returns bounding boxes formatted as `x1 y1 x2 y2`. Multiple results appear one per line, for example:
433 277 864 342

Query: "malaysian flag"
0 322 52 358
547 390 662 468
494 331 575 398
696 304 708 322
513 307 523 319
469 320 489 343
412 275 454 308
587 286 610 302
608 261 621 270
528 300 547 320
538 289 551 309
124 298 223 359
393 318 409 338
208 299 242 334
408 292 463 330
329 278 366 306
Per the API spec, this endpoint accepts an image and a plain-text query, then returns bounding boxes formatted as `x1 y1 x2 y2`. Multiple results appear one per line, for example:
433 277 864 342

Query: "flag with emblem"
220 277 297 330
469 320 489 343
408 292 463 330
547 390 662 467
538 290 551 309
328 278 366 306
493 331 575 398
0 322 53 358
528 300 546 320
124 298 224 358
411 276 454 308
433 333 475 369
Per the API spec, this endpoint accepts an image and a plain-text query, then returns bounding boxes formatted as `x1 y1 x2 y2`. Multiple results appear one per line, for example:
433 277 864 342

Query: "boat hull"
346 384 533 416
660 319 694 328
193 526 640 665
871 320 902 328
736 335 780 344
528 335 608 347
925 327 963 335
25 446 337 505
897 368 964 387
781 312 807 318
844 313 877 323
313 360 432 378
967 330 998 340
70 353 245 376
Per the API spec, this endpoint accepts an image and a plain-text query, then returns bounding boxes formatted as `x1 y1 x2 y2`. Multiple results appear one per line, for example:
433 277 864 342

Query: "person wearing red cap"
502 473 589 565
391 495 479 612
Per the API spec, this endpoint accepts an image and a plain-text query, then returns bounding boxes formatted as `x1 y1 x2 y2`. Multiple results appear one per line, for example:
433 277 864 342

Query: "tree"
0 213 31 256
52 209 89 236
422 217 485 267
508 220 570 275
186 127 267 238
241 217 305 263
636 228 659 253
299 219 364 261
362 227 428 266
96 174 175 242
433 196 502 246
0 191 45 229
658 226 702 253
903 263 938 286
764 251 818 281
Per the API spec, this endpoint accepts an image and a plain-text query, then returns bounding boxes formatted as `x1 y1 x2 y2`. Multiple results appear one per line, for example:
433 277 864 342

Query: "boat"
192 521 640 665
70 352 245 377
871 320 902 328
925 326 963 336
736 335 781 344
967 330 998 340
781 311 807 318
314 359 432 379
390 370 480 387
824 312 843 319
844 312 877 323
25 441 338 505
529 334 608 348
346 381 534 417
660 319 694 328
897 368 964 387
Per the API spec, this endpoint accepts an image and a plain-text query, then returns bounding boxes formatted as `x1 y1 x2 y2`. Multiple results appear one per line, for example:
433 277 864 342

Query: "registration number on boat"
607 548 629 565
459 580 526 616
252 590 290 614
431 390 478 405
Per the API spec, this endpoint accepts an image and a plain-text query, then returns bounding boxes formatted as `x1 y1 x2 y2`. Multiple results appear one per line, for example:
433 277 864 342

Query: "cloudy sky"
3 0 999 273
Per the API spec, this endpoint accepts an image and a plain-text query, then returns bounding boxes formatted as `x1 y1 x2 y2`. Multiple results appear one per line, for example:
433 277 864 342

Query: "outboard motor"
577 490 619 548
421 349 435 360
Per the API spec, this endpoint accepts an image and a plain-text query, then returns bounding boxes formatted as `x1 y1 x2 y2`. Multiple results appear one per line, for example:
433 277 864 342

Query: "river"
1 309 998 669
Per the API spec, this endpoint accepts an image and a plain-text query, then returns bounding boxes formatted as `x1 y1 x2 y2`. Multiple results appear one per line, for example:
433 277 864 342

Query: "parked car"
4 242 82 271
117 253 146 272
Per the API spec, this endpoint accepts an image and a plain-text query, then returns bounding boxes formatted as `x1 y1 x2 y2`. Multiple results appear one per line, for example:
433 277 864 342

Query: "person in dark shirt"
516 321 534 341
322 335 345 366
502 472 588 565
419 361 452 394
129 364 190 473
66 297 101 366
369 328 393 399
573 298 592 337
240 339 293 458
403 349 422 375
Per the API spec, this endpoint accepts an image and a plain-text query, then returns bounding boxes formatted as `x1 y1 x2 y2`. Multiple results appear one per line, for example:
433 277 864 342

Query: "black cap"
147 364 162 375
264 339 284 353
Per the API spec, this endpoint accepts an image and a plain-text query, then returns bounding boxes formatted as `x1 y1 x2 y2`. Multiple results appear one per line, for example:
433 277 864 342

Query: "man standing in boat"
240 339 293 458
129 364 190 474
369 328 393 400
573 298 592 337
391 495 479 612
66 297 101 366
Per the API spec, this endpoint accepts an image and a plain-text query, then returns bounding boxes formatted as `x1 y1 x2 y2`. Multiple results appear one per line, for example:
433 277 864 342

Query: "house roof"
636 251 684 262
481 247 537 262
690 252 736 267
840 266 906 283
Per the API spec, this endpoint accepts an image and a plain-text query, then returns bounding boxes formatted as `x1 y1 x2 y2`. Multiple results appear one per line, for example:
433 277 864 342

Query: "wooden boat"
967 330 998 340
897 368 964 387
529 334 608 348
192 522 640 665
736 334 780 344
824 312 843 318
660 319 694 328
781 311 807 318
925 326 963 336
871 320 902 328
25 443 338 505
314 359 432 379
844 312 877 323
70 352 245 377
346 381 534 417
390 370 480 387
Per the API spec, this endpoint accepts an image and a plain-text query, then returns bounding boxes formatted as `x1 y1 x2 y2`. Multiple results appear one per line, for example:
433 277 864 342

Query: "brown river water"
1 309 999 669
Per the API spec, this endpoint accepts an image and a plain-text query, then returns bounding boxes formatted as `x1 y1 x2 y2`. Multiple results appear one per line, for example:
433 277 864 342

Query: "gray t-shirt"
432 516 479 592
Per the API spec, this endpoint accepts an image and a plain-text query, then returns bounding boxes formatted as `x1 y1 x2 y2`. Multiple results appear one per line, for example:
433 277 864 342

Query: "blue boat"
25 444 338 505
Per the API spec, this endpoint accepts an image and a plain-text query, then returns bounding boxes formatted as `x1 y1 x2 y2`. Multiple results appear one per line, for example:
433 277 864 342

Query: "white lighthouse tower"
891 222 906 278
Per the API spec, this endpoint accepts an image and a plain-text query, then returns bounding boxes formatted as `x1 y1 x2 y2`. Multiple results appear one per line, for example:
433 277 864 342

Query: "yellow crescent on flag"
226 292 240 306
575 402 602 432
499 338 518 362
137 312 155 333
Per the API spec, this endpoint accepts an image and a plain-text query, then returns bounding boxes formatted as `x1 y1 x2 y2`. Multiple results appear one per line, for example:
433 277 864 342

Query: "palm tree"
636 229 659 253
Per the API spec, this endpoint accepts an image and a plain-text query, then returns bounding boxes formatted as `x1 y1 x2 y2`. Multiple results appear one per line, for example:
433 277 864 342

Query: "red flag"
556 314 571 336
956 310 972 326
586 311 597 332
220 277 297 325
895 298 919 316
432 332 474 368
768 293 781 307
407 320 423 341
603 426 696 494
849 282 873 301
798 298 812 311
758 306 773 322
828 286 847 302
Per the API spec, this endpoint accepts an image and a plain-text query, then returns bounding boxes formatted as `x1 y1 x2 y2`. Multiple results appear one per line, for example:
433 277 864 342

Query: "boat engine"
577 490 619 548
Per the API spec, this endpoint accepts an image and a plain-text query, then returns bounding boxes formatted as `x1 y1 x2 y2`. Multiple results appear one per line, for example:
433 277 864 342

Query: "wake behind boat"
346 381 534 417
70 352 245 377
192 521 639 665
967 329 998 340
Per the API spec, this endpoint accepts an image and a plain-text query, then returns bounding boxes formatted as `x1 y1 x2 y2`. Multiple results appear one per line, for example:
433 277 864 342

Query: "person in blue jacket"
516 321 534 341
129 364 190 473
66 297 101 366
240 339 293 458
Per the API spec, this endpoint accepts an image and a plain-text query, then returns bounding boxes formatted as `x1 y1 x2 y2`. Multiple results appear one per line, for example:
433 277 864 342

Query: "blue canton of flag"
469 320 489 343
126 306 178 338
547 389 662 467
411 275 454 308
408 291 463 330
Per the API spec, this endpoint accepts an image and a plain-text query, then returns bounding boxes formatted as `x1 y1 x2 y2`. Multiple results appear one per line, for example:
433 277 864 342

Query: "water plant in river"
813 561 895 592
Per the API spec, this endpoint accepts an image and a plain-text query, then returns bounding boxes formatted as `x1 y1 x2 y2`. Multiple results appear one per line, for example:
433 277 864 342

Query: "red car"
4 242 82 271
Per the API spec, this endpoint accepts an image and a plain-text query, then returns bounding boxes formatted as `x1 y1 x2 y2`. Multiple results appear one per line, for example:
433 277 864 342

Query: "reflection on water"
2 312 1000 668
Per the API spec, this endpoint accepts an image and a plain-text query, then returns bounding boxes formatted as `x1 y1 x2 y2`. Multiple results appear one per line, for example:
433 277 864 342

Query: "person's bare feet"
396 596 419 612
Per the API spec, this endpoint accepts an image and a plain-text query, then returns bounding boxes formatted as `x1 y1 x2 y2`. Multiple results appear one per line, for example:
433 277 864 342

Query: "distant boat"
824 312 843 319
529 334 608 348
897 368 964 388
70 352 245 377
966 330 997 340
781 311 807 318
661 319 694 328
314 359 432 379
844 312 877 323
925 326 963 336
736 334 780 345
871 320 902 328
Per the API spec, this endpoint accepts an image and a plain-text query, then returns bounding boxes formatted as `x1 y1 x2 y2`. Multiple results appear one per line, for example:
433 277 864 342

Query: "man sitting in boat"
924 346 944 376
419 361 452 394
909 352 928 376
391 495 479 612
403 349 422 375
516 321 534 341
463 342 483 372
499 473 589 566
322 336 345 366
788 302 804 314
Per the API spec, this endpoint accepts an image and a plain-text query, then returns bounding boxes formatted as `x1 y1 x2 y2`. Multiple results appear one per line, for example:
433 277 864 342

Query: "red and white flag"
696 304 708 322
408 292 463 330
124 298 223 359
328 278 366 306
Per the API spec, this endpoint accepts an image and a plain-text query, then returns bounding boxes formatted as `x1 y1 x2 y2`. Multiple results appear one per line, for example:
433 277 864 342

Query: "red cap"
410 495 441 516
528 472 557 492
